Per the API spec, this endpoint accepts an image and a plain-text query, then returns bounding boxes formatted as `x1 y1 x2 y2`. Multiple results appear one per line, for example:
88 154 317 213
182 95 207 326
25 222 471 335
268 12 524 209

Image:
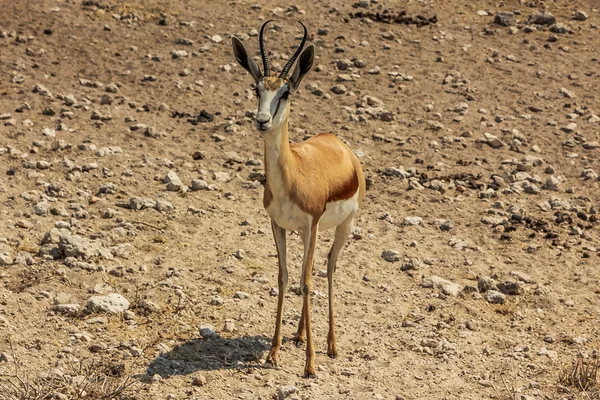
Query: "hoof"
327 349 338 359
303 368 317 379
265 352 279 368
292 335 305 348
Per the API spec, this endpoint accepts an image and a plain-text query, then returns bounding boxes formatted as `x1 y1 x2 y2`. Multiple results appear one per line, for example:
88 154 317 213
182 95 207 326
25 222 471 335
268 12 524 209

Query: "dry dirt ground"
0 0 599 399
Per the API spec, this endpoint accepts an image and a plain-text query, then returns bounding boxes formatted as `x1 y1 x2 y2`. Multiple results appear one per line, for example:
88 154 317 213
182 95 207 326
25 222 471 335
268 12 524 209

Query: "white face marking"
255 81 290 131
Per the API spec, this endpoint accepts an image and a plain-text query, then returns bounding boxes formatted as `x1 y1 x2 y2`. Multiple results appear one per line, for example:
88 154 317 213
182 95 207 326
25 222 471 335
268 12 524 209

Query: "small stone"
581 168 598 180
0 253 12 266
529 10 556 26
482 133 505 148
550 23 571 34
559 87 575 99
400 258 423 271
155 200 174 212
138 299 161 314
330 85 347 95
89 342 108 353
277 386 298 400
478 276 497 293
381 249 400 262
543 176 561 191
33 201 51 216
466 320 480 331
211 35 223 43
199 325 217 339
191 374 207 386
439 220 453 231
42 127 56 137
164 170 184 191
233 249 245 260
497 281 523 295
421 276 461 296
191 179 209 191
402 216 422 226
222 320 235 333
171 49 188 59
212 171 230 182
524 183 540 195
52 303 80 316
494 12 515 27
105 83 119 93
16 219 33 229
100 94 112 105
33 84 53 98
573 11 588 21
86 293 130 314
484 290 506 304
511 271 535 284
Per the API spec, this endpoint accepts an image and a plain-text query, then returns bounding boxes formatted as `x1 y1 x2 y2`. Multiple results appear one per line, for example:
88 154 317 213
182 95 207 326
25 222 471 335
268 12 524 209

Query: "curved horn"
279 21 307 80
259 20 273 76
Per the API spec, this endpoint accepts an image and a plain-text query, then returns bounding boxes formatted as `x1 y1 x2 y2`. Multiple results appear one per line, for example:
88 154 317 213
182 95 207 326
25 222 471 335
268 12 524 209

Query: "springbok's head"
232 21 315 132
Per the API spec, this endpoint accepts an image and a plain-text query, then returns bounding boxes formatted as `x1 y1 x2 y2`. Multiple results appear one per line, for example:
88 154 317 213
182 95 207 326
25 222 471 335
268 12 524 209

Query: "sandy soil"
0 0 599 399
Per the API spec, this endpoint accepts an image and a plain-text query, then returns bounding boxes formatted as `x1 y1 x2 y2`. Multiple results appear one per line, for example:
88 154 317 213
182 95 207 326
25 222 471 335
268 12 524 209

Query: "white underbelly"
266 197 311 231
266 190 359 232
319 190 359 231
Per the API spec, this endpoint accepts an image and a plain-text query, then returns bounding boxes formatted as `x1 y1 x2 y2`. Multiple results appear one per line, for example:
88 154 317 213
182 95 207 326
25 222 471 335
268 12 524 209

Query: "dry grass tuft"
0 342 144 400
558 355 599 397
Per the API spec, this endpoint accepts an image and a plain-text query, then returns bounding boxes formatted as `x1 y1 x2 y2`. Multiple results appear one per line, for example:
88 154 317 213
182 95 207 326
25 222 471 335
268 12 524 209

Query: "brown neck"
263 117 294 196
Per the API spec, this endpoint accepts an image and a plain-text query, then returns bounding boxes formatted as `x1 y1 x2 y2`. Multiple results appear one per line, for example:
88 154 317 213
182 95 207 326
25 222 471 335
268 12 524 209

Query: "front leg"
300 220 319 378
265 220 287 368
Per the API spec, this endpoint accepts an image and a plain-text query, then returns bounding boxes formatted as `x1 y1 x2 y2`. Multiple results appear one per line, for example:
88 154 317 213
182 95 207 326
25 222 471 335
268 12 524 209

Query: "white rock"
484 290 506 304
277 386 298 400
0 253 12 266
42 127 56 137
574 11 588 21
86 293 130 314
421 276 461 296
402 216 422 226
164 170 183 191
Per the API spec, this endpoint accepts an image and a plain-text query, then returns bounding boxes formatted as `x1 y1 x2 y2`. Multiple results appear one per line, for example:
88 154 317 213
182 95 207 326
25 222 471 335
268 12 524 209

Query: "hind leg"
326 212 355 358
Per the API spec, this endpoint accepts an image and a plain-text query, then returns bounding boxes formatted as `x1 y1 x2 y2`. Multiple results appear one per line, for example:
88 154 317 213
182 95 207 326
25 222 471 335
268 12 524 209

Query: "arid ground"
0 0 599 399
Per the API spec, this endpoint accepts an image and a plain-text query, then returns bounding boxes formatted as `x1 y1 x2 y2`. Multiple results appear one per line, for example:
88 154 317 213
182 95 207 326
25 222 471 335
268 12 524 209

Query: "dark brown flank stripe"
328 169 359 203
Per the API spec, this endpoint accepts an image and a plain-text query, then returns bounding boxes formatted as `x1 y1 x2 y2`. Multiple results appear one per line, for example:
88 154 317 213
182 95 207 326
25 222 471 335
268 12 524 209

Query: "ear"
288 44 314 92
232 36 262 83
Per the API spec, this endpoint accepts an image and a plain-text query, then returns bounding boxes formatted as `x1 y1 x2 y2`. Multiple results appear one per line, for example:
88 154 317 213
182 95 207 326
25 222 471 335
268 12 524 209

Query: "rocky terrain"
0 0 599 399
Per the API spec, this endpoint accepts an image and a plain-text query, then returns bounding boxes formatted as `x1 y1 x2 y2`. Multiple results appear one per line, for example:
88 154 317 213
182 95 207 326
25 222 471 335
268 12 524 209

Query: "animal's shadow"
146 334 271 377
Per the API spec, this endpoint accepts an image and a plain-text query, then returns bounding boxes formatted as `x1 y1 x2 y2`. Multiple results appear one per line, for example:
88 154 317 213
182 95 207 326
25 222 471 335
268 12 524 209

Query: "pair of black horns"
259 20 308 80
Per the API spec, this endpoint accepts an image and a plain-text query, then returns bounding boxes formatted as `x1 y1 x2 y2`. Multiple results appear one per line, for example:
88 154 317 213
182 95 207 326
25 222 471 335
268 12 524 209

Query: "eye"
281 91 291 100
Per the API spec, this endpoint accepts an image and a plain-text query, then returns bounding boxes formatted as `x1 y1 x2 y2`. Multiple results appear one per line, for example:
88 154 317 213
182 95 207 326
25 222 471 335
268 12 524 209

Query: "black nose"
256 112 271 124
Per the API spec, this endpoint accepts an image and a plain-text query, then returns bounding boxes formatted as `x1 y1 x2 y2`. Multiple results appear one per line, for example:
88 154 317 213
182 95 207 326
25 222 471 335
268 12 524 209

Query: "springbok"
231 20 366 378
